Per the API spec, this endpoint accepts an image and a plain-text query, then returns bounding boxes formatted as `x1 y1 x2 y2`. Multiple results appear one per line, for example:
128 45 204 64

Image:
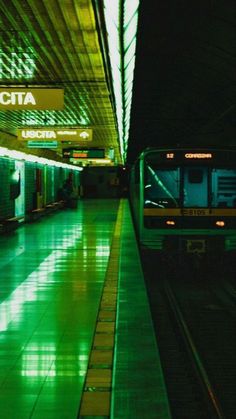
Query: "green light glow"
124 14 139 47
0 146 83 171
0 224 84 332
20 108 90 127
21 347 88 377
125 41 137 68
103 0 140 162
124 0 140 23
0 31 36 80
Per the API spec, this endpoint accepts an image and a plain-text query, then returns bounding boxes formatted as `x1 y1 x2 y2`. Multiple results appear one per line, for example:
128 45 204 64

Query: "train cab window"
188 169 203 183
144 165 180 208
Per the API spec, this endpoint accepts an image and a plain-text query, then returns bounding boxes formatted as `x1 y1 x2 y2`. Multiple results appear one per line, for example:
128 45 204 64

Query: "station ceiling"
0 0 139 166
127 0 236 164
0 1 235 167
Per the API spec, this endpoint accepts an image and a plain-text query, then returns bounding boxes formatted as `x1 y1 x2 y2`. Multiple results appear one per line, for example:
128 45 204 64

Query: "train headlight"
216 221 225 227
166 220 175 226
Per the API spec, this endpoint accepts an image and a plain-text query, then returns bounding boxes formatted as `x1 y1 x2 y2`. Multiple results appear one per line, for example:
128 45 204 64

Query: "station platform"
0 199 171 419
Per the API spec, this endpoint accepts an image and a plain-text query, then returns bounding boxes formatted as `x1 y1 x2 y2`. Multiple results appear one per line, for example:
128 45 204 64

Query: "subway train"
129 147 236 259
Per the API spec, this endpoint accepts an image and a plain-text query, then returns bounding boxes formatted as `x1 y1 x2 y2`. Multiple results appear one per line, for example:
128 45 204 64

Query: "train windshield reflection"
144 162 236 208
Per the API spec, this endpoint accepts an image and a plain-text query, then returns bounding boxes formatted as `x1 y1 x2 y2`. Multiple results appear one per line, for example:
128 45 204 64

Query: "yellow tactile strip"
78 200 124 418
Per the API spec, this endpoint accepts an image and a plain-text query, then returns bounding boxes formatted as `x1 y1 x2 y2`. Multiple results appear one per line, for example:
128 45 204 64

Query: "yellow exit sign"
17 127 93 142
0 88 64 110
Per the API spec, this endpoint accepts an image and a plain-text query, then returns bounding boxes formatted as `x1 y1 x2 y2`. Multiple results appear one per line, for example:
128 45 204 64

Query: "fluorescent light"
103 0 140 162
0 146 83 171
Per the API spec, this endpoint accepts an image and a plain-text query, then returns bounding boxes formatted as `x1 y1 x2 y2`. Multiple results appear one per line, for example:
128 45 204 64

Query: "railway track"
141 250 235 419
210 280 236 319
163 280 225 419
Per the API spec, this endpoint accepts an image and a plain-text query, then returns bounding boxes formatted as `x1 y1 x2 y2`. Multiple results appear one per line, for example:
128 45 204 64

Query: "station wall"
0 155 80 221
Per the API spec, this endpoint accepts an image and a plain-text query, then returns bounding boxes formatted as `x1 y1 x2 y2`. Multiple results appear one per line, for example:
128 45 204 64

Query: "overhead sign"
0 88 64 110
63 148 104 159
17 127 93 141
27 141 58 149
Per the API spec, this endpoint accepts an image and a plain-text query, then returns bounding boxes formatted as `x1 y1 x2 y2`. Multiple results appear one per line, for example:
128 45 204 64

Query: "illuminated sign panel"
17 128 93 141
63 148 104 159
163 151 214 163
185 153 212 159
27 141 58 149
165 152 213 160
0 88 64 110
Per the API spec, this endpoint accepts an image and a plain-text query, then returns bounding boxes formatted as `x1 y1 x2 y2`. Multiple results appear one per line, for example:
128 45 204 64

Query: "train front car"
131 147 236 263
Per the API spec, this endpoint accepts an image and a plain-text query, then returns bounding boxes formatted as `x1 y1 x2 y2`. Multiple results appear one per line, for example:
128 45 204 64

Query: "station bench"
46 200 65 212
0 215 25 233
27 200 66 222
27 207 46 222
0 201 67 231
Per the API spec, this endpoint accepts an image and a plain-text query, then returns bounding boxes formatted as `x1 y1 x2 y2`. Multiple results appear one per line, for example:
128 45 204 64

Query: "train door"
14 161 25 218
183 167 208 207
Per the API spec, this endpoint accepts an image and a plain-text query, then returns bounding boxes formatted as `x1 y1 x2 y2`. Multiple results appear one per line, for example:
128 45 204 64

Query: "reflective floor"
0 200 119 418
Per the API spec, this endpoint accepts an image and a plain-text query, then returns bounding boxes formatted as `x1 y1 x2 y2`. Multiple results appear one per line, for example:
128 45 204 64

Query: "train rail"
210 281 236 319
163 280 225 419
141 250 235 419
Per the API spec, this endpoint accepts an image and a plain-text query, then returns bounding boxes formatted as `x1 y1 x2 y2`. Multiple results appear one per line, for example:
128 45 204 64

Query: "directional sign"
0 88 64 110
17 127 93 141
63 148 105 158
80 131 90 139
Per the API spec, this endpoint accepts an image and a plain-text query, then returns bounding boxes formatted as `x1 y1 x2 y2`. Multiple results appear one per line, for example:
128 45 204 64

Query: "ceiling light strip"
0 146 83 171
103 0 140 162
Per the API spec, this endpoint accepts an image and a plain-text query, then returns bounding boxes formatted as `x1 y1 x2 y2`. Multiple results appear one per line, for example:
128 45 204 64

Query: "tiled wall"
0 156 80 220
0 158 15 218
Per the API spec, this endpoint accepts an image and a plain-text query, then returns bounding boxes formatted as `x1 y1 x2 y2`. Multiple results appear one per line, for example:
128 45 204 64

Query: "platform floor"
0 199 171 418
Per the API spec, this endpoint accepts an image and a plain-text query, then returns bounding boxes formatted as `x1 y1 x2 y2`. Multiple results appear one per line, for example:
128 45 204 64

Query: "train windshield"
144 165 180 208
144 161 236 208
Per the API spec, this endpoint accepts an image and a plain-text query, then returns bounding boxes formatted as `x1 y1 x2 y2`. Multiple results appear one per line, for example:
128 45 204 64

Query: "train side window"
188 169 203 183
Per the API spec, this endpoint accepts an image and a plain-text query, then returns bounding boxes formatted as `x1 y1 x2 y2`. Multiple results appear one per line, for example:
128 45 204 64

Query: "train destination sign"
166 152 213 159
0 88 64 110
185 153 212 159
17 128 93 141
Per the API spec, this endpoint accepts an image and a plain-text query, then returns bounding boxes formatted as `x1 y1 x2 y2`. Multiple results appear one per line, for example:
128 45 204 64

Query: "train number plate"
182 209 210 216
186 239 206 253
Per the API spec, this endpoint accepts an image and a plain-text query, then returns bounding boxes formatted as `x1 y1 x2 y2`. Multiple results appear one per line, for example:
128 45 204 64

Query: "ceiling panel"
0 0 121 163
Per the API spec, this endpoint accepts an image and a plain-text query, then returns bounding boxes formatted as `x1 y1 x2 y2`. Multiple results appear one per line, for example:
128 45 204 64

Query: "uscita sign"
0 91 36 105
0 88 64 110
22 130 56 139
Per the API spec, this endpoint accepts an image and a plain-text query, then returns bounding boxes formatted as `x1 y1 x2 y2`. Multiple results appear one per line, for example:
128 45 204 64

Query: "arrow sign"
80 131 90 139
